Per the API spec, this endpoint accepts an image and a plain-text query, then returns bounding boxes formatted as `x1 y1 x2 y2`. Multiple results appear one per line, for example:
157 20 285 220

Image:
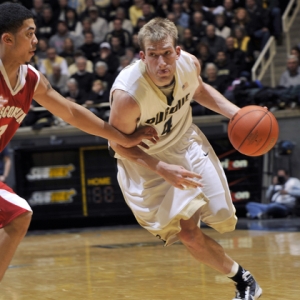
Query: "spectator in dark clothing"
110 36 126 57
105 0 124 22
181 28 198 56
222 0 236 28
203 62 227 94
94 42 120 75
65 7 81 34
94 61 116 92
36 4 57 40
201 24 226 56
108 7 133 35
215 13 231 40
156 0 172 18
196 42 215 70
190 11 207 43
55 0 77 22
71 56 96 93
133 16 147 35
105 18 131 48
245 0 270 50
60 37 76 66
202 0 223 14
172 1 190 28
64 78 87 105
131 33 140 56
214 50 237 86
225 36 247 76
79 31 99 62
141 2 157 22
79 0 101 21
31 0 44 24
192 0 214 23
36 38 49 62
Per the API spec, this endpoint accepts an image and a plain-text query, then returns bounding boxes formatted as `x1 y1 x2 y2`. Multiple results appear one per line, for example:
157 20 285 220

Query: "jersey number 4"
161 117 173 135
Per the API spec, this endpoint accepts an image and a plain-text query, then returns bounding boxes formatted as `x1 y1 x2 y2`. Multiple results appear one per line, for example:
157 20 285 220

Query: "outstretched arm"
33 73 156 148
187 52 240 119
109 89 202 190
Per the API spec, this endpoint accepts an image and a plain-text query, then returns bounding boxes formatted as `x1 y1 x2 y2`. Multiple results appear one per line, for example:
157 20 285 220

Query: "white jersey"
110 51 199 155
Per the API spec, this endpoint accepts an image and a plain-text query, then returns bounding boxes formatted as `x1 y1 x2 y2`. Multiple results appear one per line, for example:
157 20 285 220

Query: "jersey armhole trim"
28 65 41 92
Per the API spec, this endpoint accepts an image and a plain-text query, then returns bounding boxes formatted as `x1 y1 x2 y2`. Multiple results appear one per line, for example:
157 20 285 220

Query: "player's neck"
0 56 21 89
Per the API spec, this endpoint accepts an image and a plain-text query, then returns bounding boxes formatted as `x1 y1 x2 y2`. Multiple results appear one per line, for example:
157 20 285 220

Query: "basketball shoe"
232 270 262 300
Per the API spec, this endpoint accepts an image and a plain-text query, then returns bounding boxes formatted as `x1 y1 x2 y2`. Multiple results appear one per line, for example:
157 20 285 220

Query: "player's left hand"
124 126 159 149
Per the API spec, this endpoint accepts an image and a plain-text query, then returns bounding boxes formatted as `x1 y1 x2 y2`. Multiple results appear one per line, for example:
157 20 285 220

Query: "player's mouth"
157 69 170 76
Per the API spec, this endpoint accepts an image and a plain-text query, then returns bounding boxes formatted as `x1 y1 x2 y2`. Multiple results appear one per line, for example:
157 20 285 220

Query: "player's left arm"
187 53 240 119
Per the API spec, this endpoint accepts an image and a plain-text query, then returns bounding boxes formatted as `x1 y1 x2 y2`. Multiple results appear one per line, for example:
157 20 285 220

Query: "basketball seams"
229 110 267 150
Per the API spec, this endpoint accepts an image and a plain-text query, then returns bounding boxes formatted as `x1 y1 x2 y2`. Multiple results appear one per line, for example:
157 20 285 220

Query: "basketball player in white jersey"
109 18 262 300
0 2 157 283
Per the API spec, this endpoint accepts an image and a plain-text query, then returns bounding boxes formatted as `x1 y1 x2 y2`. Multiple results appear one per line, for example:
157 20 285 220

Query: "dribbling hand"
124 126 159 149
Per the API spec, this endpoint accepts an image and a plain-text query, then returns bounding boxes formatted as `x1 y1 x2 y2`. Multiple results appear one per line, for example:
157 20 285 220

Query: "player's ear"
2 33 14 45
175 46 181 59
140 51 146 62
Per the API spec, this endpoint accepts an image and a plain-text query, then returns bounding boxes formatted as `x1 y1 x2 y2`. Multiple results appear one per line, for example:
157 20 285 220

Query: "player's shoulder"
180 50 200 69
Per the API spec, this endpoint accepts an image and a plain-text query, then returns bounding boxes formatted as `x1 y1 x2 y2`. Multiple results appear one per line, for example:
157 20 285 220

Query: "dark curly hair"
0 2 33 37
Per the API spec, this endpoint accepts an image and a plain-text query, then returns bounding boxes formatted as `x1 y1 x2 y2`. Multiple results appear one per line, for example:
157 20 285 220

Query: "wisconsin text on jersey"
0 105 27 124
145 93 190 125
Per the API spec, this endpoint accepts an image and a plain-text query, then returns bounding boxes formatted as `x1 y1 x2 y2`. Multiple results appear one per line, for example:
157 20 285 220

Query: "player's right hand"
0 96 8 107
156 162 202 189
123 126 159 149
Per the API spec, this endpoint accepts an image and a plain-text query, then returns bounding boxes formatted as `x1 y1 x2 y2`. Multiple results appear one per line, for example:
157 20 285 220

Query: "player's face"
140 36 180 87
12 18 38 64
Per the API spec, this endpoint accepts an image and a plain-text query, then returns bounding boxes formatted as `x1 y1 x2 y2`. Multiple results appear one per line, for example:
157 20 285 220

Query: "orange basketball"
228 105 279 156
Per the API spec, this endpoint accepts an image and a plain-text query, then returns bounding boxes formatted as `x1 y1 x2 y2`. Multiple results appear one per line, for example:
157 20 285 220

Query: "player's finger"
184 179 202 188
182 171 202 179
139 142 149 149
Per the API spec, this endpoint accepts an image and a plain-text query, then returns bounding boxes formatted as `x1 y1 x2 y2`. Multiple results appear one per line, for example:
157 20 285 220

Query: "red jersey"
0 60 40 151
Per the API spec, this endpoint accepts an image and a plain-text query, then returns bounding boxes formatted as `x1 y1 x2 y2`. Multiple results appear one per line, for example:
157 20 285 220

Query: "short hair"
204 63 218 77
67 78 78 86
138 17 178 52
0 3 33 37
95 61 108 70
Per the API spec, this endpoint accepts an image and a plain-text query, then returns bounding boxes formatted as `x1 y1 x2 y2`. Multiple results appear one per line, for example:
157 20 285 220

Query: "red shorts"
0 182 32 228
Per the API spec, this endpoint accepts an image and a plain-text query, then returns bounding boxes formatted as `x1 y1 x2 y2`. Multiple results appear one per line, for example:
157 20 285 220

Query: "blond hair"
138 17 178 51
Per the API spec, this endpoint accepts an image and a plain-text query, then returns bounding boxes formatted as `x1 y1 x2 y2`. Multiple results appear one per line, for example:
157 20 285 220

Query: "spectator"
48 63 69 94
245 0 270 51
87 5 108 44
79 0 100 21
231 7 250 33
246 169 300 219
141 2 157 22
71 56 96 93
225 36 247 76
232 25 254 63
201 24 226 56
94 42 120 75
192 0 214 23
108 7 133 35
105 18 131 48
214 50 237 85
196 42 215 69
133 16 147 35
60 38 76 66
68 49 94 75
49 20 76 54
36 4 57 40
105 0 123 22
202 0 224 14
79 31 99 62
55 0 77 22
190 11 207 43
31 0 44 24
181 28 198 56
129 0 145 27
94 61 115 91
35 37 49 62
215 13 231 39
203 62 227 94
39 47 69 77
156 0 172 18
222 0 235 28
0 147 11 185
279 55 300 88
65 7 82 35
172 0 190 28
291 46 300 69
125 47 139 64
110 36 126 57
131 33 140 55
64 78 87 105
166 12 185 44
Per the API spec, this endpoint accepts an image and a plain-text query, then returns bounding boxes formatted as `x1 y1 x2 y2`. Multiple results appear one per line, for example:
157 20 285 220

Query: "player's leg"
177 217 262 300
0 183 32 282
0 211 32 282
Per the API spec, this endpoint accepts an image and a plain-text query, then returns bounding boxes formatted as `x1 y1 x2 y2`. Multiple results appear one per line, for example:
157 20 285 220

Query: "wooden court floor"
1 224 299 300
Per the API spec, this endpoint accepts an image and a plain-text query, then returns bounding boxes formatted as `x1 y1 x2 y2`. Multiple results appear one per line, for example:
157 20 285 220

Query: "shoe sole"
254 286 262 299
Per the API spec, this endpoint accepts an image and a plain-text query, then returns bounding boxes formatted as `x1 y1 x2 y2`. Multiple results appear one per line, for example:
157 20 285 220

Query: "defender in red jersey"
0 2 158 282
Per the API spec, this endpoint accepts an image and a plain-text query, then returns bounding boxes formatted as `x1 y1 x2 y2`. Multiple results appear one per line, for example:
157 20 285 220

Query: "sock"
228 264 247 285
226 261 239 278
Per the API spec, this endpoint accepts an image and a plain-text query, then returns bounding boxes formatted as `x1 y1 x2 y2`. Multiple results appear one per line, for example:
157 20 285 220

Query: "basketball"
228 105 279 156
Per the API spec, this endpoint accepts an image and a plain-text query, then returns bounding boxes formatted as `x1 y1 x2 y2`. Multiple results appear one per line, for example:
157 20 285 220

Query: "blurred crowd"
5 0 291 128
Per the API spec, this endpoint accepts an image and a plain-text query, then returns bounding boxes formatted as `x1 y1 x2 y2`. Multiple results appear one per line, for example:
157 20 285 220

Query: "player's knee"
212 213 237 234
178 224 205 246
9 211 32 235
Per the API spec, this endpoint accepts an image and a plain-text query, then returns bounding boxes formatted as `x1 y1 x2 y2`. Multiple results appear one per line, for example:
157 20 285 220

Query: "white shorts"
117 124 237 245
0 182 32 228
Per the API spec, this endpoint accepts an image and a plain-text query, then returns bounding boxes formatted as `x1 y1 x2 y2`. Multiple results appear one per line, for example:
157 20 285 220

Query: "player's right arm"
109 89 202 190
